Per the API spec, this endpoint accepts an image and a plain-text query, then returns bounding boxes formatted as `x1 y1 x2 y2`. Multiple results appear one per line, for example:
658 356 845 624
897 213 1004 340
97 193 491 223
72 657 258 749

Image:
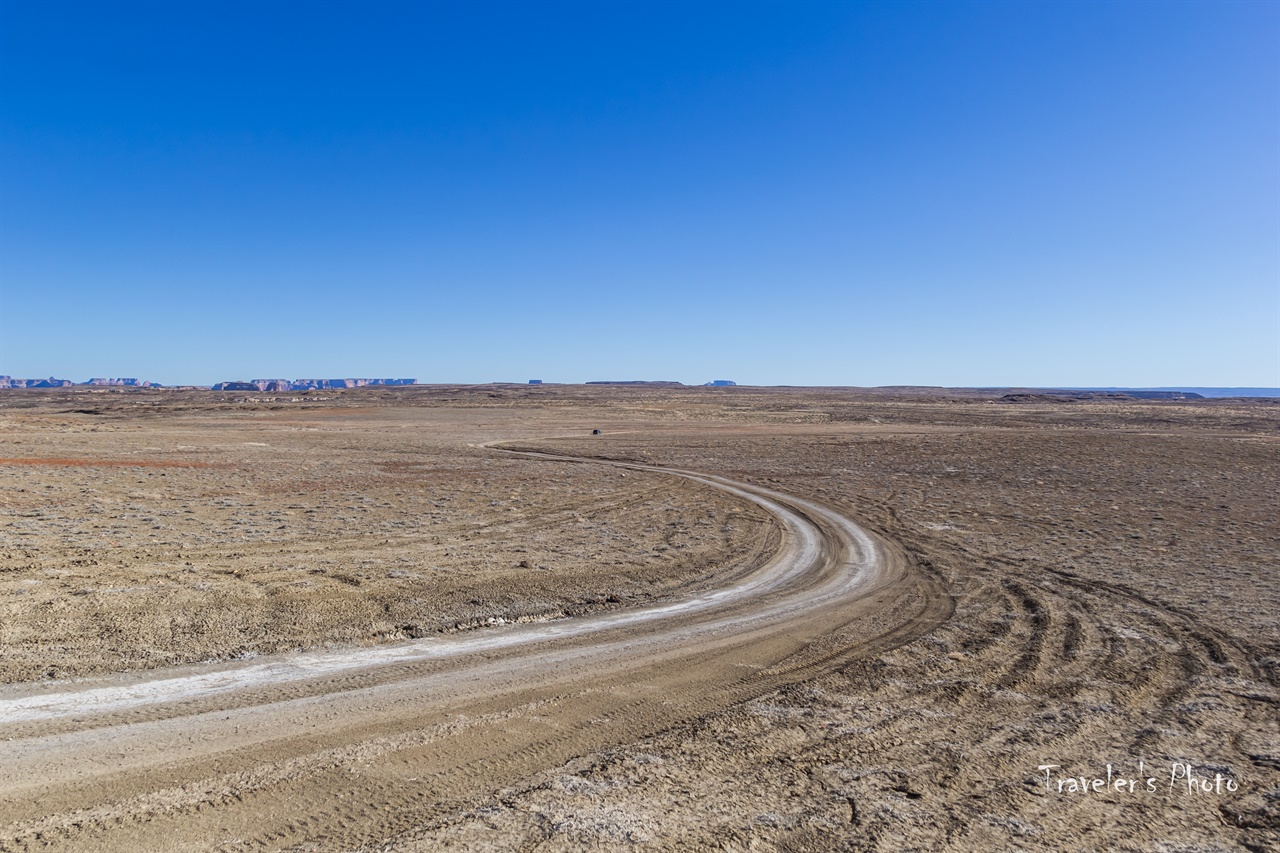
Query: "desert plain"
0 384 1276 852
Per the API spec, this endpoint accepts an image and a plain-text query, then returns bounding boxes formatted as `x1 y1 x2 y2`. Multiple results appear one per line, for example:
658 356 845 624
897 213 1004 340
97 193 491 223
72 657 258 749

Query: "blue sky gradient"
2 0 1276 386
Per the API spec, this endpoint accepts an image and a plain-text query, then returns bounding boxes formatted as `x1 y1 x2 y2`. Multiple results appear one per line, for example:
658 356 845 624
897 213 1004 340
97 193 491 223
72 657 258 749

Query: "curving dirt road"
0 445 948 852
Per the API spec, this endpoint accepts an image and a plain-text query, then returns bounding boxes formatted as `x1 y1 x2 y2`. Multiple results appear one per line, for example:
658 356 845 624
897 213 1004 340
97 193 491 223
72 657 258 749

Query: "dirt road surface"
0 443 945 851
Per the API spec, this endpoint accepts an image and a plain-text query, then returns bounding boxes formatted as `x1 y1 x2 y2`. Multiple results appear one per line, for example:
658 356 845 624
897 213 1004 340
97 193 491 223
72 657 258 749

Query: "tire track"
0 443 947 852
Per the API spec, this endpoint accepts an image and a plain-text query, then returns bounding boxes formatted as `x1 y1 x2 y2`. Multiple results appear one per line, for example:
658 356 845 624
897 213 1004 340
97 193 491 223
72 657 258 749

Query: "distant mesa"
585 380 684 387
583 379 737 387
0 376 160 389
85 378 155 387
210 378 416 392
0 376 76 389
0 376 414 391
1001 389 1204 402
1060 387 1276 399
1106 390 1203 400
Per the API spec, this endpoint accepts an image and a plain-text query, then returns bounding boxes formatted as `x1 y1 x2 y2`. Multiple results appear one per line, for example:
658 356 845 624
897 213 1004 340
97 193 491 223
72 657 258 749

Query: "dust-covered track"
0 444 946 851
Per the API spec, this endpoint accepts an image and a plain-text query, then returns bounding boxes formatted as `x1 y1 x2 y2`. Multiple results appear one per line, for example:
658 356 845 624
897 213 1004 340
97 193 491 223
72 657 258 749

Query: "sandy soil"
0 404 777 681
444 409 1279 851
0 385 1276 851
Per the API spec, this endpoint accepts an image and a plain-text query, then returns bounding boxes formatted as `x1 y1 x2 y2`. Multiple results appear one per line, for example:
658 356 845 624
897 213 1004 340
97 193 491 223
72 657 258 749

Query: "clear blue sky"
1 0 1276 387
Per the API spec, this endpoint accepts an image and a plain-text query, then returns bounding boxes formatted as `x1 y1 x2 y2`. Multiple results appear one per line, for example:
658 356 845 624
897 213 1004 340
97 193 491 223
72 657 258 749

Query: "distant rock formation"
0 376 83 388
1 376 164 389
1114 390 1204 400
210 378 416 392
84 378 156 387
0 376 414 391
293 378 416 390
586 381 684 387
1000 390 1205 403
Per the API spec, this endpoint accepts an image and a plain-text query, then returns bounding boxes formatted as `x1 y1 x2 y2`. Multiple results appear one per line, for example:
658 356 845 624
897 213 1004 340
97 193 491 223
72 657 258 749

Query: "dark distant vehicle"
592 429 602 435
529 380 543 385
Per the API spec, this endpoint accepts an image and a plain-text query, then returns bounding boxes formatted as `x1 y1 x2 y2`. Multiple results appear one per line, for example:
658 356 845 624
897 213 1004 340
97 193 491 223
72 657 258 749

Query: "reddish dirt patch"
0 457 222 468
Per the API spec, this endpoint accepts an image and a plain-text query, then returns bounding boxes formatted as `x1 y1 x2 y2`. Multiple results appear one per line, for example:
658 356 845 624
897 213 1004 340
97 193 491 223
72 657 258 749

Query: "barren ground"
0 385 1276 852
0 403 777 682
